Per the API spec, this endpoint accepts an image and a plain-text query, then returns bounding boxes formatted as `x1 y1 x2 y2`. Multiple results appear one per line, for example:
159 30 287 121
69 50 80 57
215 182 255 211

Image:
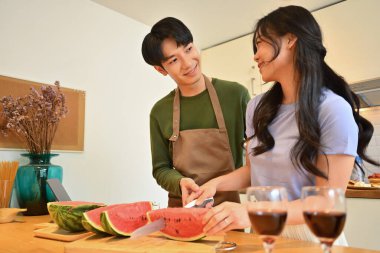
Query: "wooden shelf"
346 188 380 199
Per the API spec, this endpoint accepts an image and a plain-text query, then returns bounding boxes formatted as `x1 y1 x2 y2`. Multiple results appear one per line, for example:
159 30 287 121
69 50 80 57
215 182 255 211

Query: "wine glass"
301 186 346 253
246 186 288 253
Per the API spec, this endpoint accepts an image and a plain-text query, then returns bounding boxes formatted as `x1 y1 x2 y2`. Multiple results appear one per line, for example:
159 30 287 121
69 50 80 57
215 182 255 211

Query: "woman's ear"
287 33 298 49
154 65 168 76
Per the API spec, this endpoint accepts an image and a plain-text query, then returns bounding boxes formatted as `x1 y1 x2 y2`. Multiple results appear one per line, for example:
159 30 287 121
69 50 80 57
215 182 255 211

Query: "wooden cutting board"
65 233 223 253
34 225 92 242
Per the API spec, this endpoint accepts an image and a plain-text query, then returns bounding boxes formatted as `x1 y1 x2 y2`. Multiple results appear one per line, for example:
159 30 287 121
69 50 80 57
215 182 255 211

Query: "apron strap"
169 88 180 142
204 75 227 132
169 74 227 142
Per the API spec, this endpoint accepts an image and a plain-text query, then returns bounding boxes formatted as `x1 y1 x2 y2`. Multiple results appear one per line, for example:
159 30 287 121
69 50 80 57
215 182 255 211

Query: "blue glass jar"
15 153 63 215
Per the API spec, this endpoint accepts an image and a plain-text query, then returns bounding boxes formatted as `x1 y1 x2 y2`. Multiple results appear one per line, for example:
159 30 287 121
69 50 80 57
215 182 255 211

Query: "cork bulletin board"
0 75 85 151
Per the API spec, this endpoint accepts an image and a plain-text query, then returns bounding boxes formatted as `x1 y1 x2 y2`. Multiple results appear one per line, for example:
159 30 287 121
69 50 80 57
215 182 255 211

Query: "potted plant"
0 81 68 215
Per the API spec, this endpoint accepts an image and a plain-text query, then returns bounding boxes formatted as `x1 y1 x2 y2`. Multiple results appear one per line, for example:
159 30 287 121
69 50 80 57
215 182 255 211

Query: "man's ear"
154 65 168 76
287 33 298 49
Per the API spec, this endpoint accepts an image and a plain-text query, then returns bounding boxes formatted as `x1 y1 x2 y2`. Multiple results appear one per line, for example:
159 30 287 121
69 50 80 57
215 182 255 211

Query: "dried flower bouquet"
0 81 68 154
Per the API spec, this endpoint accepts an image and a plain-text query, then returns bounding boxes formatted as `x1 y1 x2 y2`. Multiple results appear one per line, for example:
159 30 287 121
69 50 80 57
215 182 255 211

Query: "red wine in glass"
246 186 288 253
249 210 288 236
303 211 346 245
301 186 346 253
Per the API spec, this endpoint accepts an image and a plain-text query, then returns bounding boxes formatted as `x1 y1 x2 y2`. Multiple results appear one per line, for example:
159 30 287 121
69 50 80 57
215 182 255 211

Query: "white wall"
314 0 380 83
201 34 274 97
0 0 176 207
201 35 256 95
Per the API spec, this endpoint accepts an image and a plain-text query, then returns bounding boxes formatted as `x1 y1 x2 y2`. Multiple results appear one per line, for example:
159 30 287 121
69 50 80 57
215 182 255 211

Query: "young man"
142 17 250 207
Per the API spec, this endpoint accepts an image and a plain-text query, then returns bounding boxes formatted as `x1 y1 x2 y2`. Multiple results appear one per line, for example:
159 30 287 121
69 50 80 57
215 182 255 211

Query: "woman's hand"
180 178 200 206
186 180 218 207
202 202 251 235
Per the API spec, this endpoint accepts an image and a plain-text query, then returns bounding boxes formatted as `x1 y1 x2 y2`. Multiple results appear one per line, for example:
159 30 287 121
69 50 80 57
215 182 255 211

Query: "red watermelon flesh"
147 208 207 241
82 204 121 234
100 201 152 236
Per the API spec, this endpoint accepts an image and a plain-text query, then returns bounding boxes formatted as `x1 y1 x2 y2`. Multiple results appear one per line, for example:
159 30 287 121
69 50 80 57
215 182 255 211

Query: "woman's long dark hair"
250 5 378 179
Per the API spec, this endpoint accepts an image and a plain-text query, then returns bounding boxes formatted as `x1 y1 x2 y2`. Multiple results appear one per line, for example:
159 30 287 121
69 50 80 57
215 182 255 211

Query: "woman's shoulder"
319 88 352 114
320 89 351 110
248 93 265 108
246 93 265 120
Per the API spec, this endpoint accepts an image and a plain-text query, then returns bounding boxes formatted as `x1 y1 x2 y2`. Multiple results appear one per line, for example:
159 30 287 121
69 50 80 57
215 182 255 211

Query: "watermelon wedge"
82 205 120 234
147 208 207 241
47 201 105 232
100 201 153 236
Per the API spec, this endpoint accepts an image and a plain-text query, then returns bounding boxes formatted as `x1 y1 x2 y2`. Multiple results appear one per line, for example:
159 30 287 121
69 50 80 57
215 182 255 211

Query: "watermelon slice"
100 201 153 236
82 205 120 234
47 201 105 232
147 208 207 241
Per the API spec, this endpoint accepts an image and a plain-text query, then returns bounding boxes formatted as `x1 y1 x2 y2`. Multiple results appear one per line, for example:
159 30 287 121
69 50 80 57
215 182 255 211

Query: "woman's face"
253 34 295 83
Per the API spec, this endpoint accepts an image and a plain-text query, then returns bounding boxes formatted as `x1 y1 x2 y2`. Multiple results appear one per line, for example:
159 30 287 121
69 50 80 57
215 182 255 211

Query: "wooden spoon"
0 208 27 223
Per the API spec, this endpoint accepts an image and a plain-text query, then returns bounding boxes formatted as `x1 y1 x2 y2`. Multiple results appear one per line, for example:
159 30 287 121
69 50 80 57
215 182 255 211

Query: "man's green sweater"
150 78 250 197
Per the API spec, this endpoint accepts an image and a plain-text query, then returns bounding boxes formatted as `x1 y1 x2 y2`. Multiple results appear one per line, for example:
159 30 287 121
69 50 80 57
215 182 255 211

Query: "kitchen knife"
129 217 165 240
46 179 71 201
184 197 214 208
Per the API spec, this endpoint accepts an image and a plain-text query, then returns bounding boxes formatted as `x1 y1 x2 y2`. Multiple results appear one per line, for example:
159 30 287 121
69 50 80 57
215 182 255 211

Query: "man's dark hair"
141 17 193 67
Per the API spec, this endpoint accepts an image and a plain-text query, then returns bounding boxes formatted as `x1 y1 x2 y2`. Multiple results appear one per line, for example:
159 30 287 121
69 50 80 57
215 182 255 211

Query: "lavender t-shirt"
246 89 358 200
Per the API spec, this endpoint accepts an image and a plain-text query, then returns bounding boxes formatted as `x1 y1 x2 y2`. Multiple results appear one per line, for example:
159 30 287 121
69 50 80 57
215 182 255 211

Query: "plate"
347 185 380 190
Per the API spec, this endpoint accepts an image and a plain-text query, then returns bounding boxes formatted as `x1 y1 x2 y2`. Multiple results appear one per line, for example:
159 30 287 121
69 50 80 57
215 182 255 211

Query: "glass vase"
15 153 63 215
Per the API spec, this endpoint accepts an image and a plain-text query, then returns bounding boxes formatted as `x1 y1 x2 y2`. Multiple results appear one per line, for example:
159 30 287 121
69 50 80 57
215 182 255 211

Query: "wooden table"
0 215 65 253
0 215 378 253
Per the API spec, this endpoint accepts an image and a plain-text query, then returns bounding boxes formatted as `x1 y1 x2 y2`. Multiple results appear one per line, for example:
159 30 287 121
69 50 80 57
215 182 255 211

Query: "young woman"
184 5 378 244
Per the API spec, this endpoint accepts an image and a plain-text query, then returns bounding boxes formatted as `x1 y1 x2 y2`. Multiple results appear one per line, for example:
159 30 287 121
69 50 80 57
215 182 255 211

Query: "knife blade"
130 218 165 239
184 197 214 208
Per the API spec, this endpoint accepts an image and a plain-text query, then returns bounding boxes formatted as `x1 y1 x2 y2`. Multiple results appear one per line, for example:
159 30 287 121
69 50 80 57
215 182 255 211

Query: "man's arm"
150 113 184 197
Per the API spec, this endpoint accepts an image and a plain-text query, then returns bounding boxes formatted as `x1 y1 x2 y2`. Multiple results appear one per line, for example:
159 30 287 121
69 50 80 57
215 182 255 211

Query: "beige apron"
168 76 241 207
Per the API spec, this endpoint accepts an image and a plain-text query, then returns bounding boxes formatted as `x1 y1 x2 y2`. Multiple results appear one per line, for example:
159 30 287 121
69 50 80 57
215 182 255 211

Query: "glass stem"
263 241 275 253
321 243 332 253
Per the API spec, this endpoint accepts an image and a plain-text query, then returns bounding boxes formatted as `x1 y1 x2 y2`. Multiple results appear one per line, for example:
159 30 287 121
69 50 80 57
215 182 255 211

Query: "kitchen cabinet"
345 192 380 251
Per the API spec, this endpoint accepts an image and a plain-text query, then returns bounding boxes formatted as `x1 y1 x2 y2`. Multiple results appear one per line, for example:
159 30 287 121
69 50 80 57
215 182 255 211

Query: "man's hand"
180 178 200 206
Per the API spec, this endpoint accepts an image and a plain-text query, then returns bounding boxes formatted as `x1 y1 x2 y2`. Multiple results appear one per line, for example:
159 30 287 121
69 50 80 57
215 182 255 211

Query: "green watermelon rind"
47 202 104 232
81 204 130 234
100 211 119 235
82 213 107 234
99 201 153 237
81 204 122 234
147 209 206 242
81 218 98 233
